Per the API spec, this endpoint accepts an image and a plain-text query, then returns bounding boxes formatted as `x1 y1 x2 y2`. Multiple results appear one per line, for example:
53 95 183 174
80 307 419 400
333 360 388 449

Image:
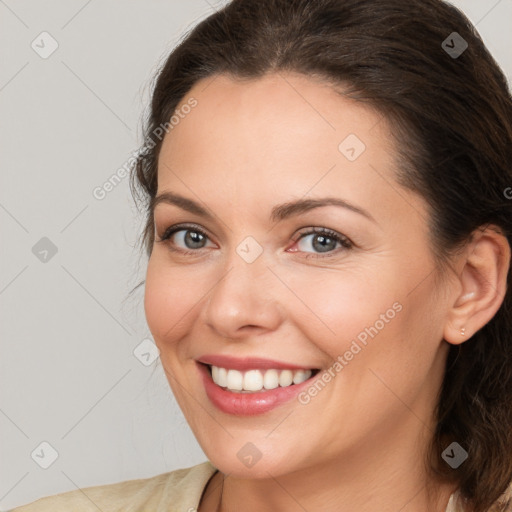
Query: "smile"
196 358 321 416
209 365 317 392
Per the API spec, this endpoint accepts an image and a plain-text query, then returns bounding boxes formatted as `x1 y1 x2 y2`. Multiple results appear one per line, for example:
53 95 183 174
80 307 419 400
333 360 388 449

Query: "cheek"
285 269 401 359
144 258 200 345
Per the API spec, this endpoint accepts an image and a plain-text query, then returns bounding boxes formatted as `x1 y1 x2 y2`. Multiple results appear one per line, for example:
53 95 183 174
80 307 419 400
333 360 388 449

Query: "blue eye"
156 224 352 258
157 224 213 254
292 227 352 257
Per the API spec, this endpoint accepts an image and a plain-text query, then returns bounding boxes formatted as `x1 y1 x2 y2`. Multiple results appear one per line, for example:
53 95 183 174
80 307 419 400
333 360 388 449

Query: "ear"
443 224 511 345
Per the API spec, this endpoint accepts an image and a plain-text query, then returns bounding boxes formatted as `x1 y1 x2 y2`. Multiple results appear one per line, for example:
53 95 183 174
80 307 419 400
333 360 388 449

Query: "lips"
197 354 318 371
196 355 320 415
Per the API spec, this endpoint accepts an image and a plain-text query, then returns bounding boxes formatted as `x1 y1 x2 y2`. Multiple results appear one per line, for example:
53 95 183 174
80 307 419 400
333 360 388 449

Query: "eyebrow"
151 191 376 224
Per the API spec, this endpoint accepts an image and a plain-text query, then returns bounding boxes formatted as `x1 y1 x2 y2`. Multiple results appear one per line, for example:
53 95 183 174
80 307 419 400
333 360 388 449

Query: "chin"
198 434 305 479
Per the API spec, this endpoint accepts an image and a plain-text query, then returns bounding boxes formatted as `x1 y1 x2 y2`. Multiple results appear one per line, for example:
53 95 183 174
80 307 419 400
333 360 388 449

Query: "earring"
460 327 466 336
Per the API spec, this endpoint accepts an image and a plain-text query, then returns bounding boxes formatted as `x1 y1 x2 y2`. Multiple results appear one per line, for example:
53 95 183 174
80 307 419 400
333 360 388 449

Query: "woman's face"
144 72 453 478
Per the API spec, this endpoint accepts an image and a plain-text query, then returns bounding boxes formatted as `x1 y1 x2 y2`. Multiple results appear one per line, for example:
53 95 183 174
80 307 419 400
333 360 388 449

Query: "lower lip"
197 362 317 416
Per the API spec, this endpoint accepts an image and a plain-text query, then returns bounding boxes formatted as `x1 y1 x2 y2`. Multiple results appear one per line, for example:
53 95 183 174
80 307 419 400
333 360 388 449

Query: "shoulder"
7 460 218 512
486 481 512 512
447 481 512 512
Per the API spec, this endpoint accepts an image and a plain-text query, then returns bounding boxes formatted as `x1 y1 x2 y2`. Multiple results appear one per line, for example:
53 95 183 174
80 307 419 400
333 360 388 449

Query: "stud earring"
460 327 466 336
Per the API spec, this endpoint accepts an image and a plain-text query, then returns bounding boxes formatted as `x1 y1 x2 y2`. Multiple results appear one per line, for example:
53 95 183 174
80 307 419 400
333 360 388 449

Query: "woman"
11 0 512 511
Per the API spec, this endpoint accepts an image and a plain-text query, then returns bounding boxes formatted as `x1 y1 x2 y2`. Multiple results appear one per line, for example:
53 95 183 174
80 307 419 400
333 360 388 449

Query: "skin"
144 72 510 512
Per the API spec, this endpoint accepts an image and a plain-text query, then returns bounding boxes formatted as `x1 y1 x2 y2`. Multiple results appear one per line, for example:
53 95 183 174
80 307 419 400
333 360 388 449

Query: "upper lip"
197 354 318 371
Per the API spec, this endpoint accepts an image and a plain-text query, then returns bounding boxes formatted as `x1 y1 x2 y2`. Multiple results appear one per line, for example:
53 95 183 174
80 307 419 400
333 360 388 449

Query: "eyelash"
156 223 353 259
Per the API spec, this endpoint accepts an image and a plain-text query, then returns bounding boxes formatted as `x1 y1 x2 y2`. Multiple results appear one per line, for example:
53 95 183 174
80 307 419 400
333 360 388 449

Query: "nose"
201 253 284 339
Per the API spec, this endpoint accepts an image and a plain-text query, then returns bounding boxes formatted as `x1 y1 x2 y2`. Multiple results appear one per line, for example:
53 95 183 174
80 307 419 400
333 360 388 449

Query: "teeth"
243 370 263 391
263 369 279 390
279 369 293 387
210 366 313 392
292 369 310 385
217 367 228 387
226 369 243 390
212 365 228 387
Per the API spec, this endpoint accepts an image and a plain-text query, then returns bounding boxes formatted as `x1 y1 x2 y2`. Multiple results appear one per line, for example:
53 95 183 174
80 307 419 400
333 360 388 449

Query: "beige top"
6 460 511 512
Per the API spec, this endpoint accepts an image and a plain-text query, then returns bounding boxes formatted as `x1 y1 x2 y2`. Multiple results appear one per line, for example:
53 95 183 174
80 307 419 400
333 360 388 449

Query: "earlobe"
443 225 511 346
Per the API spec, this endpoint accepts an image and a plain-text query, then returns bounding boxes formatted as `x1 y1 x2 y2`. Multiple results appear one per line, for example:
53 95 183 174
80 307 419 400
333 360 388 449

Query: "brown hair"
129 1 512 510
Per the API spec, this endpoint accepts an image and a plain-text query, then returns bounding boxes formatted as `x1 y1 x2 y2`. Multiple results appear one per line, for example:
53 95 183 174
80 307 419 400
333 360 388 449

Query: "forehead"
156 72 424 227
161 72 390 165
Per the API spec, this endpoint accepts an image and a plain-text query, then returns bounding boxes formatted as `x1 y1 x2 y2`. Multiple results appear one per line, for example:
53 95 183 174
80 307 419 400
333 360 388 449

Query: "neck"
202 418 459 512
217 469 455 512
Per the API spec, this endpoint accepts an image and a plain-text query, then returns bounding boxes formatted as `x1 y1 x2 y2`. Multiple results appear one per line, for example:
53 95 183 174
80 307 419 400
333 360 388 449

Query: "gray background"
1 0 510 509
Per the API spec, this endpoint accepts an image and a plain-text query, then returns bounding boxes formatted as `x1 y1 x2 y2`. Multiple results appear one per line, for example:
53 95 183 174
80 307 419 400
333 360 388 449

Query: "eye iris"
312 234 336 253
185 230 206 249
